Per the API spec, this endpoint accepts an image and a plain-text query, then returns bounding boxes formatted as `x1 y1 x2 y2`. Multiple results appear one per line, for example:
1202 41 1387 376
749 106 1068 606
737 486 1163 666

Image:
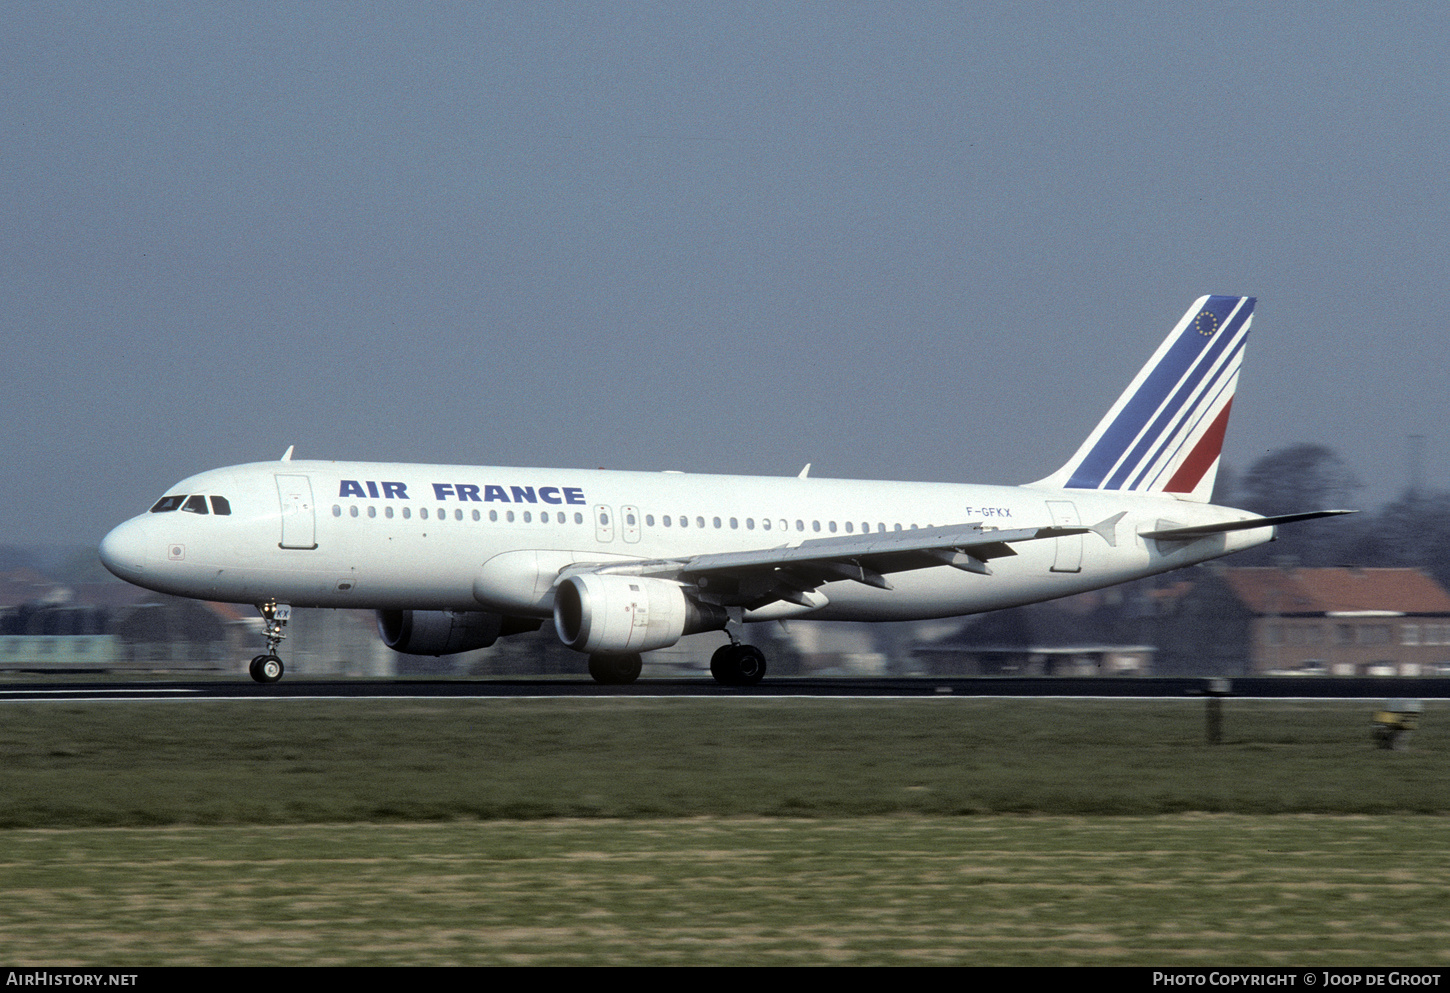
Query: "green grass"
2 698 1448 964
0 698 1445 826
3 817 1450 965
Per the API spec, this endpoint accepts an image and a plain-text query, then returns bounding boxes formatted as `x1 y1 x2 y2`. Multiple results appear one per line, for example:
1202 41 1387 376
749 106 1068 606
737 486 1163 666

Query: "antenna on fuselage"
798 463 811 479
280 445 294 461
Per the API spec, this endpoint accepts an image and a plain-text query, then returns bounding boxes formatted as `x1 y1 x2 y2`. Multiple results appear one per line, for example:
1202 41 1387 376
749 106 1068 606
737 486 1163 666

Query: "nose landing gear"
249 601 291 684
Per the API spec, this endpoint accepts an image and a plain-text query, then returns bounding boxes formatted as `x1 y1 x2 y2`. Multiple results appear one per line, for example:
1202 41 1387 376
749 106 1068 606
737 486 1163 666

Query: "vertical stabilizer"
1032 295 1254 503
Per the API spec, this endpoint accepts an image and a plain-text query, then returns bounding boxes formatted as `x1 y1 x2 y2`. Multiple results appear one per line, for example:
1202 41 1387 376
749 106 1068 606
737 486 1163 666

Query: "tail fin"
1032 295 1254 503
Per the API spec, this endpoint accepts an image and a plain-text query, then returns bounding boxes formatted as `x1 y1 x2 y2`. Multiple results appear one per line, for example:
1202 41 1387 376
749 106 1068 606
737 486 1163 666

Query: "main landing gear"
710 633 767 686
588 653 643 685
249 600 291 684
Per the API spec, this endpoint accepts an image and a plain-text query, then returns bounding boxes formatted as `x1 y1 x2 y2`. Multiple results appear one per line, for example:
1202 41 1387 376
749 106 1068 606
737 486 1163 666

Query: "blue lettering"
510 486 537 504
563 487 586 505
539 486 562 504
366 480 380 499
456 484 481 502
381 481 409 500
483 485 510 503
340 480 366 498
432 483 455 501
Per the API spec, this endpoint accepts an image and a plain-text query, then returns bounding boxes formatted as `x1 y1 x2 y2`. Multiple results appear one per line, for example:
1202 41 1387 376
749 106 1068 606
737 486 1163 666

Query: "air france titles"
337 480 585 505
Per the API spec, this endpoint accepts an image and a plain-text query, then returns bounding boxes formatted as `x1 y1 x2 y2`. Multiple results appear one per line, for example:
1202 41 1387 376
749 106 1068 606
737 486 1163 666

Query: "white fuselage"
99 459 1272 623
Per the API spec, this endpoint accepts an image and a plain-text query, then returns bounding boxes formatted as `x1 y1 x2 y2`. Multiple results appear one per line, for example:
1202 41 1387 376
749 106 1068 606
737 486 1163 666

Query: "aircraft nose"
99 517 149 578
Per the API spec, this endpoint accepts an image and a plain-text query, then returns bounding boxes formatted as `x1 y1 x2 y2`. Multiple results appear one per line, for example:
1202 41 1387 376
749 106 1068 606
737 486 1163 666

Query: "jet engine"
553 574 727 654
375 609 539 656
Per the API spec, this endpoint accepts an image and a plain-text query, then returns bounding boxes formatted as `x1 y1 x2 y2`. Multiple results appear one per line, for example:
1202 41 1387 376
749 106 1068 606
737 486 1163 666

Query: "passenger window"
828 522 837 533
679 516 688 529
472 509 481 521
646 515 655 526
489 510 498 522
369 506 377 519
182 495 209 515
844 522 852 533
349 505 359 518
627 513 637 526
696 517 705 528
455 509 463 521
332 505 342 518
712 517 721 529
731 518 739 529
746 518 755 530
150 495 186 513
506 511 515 523
386 506 394 519
524 511 532 523
574 512 584 524
812 521 821 532
761 519 770 531
421 508 429 520
210 496 231 516
402 507 411 519
796 520 804 531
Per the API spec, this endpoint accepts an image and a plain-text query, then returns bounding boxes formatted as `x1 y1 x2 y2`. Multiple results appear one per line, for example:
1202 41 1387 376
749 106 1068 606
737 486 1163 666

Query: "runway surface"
3 676 1448 701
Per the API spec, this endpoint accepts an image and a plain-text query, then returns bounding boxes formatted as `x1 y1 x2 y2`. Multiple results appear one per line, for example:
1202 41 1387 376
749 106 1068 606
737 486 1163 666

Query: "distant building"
1136 566 1450 676
1204 567 1450 676
913 595 1154 676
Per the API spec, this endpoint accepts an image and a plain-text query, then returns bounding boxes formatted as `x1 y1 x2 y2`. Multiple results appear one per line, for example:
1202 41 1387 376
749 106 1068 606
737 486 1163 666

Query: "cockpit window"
210 496 231 516
182 495 210 515
150 495 186 513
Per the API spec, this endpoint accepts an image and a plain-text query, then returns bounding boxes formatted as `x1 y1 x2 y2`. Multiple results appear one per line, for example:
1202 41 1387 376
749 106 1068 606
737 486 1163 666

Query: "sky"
4 1 1448 548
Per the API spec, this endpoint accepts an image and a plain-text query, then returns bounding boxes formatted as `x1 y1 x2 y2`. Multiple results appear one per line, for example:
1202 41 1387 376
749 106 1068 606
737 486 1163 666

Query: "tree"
1235 444 1363 566
1238 443 1361 517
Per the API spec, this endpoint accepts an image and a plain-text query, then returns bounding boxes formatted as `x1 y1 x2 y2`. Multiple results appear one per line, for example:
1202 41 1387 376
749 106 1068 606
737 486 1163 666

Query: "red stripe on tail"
1163 399 1233 494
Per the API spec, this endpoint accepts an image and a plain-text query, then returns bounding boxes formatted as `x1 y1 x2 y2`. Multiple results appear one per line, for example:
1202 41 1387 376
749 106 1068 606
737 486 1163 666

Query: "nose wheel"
249 601 291 684
249 654 285 683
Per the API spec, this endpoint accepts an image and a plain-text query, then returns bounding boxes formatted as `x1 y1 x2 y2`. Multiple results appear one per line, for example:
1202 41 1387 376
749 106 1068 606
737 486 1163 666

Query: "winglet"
1033 296 1254 503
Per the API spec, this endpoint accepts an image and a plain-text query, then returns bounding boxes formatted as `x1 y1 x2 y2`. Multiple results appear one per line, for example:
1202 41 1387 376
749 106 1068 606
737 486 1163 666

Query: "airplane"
98 295 1349 685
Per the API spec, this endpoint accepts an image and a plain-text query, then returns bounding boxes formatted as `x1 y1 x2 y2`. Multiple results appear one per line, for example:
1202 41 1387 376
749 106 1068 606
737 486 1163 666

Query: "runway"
2 676 1448 701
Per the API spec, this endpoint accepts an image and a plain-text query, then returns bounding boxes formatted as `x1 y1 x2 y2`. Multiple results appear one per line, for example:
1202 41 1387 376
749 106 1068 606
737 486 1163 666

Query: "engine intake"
554 574 727 654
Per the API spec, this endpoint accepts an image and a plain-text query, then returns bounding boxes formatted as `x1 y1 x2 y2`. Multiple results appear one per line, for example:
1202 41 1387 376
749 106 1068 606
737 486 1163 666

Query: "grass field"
2 697 1447 964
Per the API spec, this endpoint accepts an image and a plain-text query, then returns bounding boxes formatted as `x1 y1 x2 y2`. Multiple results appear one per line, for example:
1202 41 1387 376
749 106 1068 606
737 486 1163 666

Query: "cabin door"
276 474 318 550
1045 500 1082 573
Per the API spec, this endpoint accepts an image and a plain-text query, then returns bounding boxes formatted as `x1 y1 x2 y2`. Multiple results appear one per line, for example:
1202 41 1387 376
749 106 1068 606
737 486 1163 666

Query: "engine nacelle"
553 574 727 654
376 609 538 656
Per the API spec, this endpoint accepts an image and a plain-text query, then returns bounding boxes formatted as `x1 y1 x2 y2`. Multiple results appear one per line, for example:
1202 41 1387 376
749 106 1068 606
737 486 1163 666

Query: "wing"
562 515 1124 612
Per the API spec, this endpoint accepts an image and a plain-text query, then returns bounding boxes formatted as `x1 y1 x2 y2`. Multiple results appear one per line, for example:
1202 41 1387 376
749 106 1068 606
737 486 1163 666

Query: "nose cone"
99 517 149 579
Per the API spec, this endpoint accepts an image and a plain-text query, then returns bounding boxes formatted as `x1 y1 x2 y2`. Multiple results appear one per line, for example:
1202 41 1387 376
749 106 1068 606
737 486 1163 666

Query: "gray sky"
5 1 1448 547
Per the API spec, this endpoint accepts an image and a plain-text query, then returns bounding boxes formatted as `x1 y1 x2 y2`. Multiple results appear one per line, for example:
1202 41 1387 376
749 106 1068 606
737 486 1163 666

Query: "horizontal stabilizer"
1140 510 1356 540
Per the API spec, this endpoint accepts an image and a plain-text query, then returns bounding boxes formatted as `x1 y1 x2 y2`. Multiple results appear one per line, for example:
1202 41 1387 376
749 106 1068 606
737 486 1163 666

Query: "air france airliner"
99 296 1346 684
